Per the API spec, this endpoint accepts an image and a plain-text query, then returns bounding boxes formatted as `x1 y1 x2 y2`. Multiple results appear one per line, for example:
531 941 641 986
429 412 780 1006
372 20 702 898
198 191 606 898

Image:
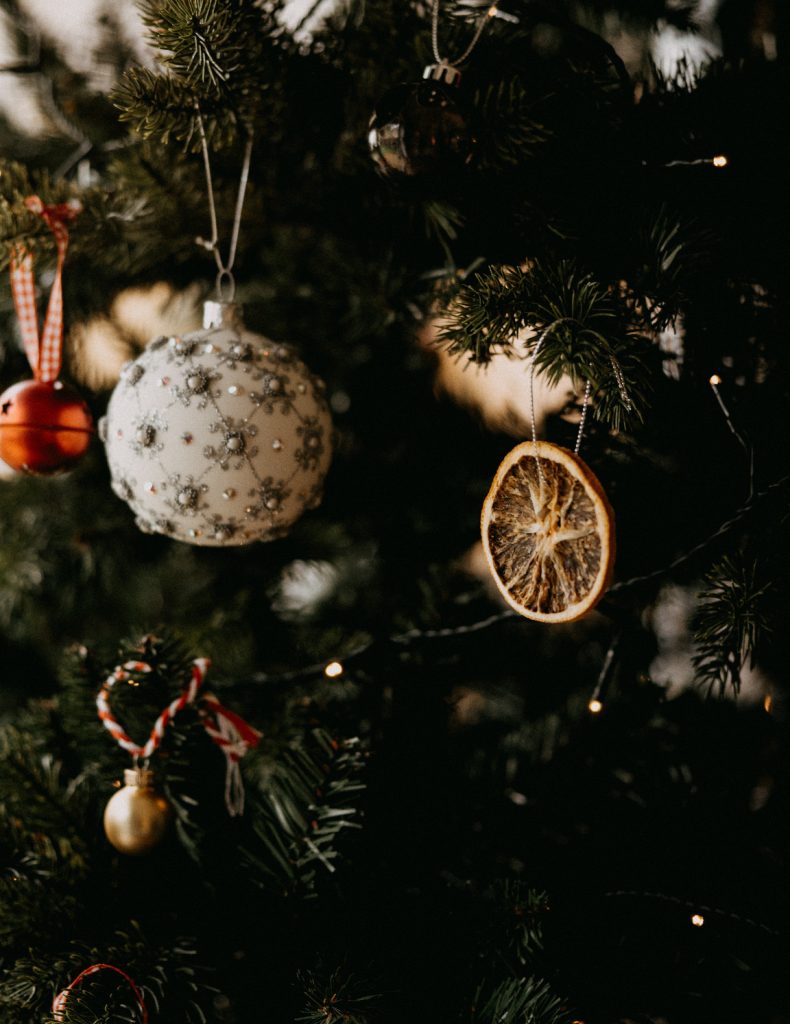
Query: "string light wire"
245 473 789 689
709 374 754 500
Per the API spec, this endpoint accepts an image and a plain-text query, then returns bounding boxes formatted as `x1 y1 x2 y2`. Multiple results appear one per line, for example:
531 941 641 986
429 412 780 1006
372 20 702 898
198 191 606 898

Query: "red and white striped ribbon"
9 195 81 383
97 658 261 816
52 963 148 1023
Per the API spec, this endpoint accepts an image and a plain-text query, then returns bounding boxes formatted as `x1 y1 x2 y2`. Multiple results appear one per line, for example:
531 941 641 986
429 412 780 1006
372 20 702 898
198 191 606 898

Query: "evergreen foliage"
692 555 771 697
0 0 788 1021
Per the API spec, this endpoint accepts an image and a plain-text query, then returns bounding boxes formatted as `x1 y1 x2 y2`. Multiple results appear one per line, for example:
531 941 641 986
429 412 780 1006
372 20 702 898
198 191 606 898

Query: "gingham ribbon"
52 963 148 1023
97 658 261 816
9 195 81 383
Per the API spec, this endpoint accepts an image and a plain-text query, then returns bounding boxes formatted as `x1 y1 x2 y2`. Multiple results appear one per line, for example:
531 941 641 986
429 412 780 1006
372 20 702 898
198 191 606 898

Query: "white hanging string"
194 105 254 303
430 0 498 68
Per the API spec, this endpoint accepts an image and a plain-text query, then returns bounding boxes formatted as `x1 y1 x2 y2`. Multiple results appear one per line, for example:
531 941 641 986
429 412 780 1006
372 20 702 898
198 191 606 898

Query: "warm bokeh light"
324 660 344 679
712 155 728 168
691 913 705 927
709 374 722 386
588 699 603 714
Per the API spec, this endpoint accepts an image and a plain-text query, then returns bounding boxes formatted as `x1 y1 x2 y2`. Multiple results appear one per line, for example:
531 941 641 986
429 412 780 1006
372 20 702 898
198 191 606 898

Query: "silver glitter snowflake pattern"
131 412 166 457
245 476 292 524
295 417 326 470
203 416 260 471
123 363 146 386
173 364 221 409
204 516 238 543
113 477 135 503
215 339 255 370
163 475 209 518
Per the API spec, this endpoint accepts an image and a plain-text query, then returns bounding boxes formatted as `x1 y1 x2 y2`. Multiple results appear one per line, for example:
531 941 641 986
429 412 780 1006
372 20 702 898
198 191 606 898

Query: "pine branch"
625 205 714 330
240 727 366 897
0 725 94 839
114 0 286 145
473 76 553 172
576 0 701 33
422 199 465 249
473 977 572 1024
137 0 281 88
296 966 381 1024
0 150 207 276
1 924 212 1024
0 865 81 954
112 69 206 146
692 556 771 697
436 258 650 429
493 883 551 967
0 161 76 268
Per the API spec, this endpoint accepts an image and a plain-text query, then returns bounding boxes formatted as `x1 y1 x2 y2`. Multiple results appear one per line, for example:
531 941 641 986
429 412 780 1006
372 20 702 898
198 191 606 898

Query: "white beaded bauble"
101 301 332 546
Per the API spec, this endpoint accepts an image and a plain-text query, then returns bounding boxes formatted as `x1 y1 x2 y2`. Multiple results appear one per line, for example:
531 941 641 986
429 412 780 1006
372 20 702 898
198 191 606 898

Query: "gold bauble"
103 768 172 855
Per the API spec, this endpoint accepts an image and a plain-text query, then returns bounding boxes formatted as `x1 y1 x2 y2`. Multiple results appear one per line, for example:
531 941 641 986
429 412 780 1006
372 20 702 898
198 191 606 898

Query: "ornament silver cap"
423 62 462 87
124 767 155 788
203 301 244 331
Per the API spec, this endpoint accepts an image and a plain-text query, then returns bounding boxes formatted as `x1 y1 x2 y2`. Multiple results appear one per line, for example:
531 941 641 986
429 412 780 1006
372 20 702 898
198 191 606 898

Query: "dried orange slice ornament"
481 441 615 623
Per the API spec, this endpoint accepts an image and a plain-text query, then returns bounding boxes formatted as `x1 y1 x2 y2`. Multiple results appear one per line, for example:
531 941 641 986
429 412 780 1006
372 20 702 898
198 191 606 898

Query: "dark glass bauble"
368 77 474 179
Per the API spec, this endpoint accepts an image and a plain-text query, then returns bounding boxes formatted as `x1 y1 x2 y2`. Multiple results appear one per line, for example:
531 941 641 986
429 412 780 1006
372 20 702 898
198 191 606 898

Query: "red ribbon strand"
9 195 81 383
96 657 261 815
52 963 148 1023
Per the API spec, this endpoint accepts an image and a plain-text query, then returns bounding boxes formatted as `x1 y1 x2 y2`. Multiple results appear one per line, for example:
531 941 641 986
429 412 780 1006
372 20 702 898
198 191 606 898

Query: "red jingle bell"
0 378 93 475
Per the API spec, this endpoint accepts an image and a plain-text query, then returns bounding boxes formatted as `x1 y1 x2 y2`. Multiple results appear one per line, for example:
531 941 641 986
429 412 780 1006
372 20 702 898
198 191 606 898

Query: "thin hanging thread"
431 0 498 68
194 105 254 302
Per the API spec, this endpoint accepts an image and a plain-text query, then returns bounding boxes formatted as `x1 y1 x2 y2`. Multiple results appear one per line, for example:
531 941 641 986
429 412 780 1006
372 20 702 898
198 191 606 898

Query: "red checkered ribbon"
9 195 81 383
52 963 148 1023
97 658 261 816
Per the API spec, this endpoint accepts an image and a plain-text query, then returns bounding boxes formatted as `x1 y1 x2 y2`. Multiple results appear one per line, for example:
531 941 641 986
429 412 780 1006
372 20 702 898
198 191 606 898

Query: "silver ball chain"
529 335 634 464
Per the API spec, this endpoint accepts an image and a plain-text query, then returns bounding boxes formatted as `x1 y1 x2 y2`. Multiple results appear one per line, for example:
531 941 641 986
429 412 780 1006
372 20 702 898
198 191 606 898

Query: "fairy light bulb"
709 374 722 386
588 698 603 714
324 660 344 679
691 913 705 927
712 155 728 168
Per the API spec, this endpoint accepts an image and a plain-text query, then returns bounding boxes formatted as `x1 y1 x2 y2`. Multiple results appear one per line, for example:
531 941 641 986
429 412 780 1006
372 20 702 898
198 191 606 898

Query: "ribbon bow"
9 195 81 383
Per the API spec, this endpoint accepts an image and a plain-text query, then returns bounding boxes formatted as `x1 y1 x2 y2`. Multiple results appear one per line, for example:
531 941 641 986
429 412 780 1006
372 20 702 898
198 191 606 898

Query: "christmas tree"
0 1 788 1021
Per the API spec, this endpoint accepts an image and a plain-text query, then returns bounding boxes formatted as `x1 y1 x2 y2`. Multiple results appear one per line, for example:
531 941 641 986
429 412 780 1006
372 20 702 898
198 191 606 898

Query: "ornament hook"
216 269 236 304
194 104 253 303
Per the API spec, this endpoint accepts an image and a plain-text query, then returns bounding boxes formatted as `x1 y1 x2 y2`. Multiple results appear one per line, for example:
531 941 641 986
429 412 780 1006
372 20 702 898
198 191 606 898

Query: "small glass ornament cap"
203 300 244 331
423 62 462 87
125 767 155 788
